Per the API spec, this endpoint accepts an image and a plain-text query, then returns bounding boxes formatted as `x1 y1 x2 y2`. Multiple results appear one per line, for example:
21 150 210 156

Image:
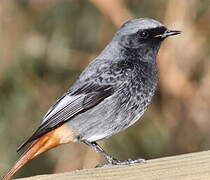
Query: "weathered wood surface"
18 150 210 180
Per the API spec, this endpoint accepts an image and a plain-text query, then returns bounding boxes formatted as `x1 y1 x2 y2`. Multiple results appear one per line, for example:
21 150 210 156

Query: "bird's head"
114 18 181 60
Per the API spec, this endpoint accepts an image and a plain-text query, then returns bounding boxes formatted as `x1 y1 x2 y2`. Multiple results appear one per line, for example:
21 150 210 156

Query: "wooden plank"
18 150 210 180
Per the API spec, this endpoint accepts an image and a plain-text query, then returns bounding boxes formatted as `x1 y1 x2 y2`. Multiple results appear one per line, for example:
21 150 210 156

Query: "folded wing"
17 84 113 152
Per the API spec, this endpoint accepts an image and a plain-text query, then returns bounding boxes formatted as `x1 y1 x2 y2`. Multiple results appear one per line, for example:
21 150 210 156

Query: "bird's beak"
161 29 181 38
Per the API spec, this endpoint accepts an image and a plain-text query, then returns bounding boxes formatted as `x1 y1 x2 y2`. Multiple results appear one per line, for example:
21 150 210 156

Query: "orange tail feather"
2 125 75 180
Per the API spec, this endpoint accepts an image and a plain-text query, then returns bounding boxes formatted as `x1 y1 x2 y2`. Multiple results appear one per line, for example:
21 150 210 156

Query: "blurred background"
0 0 210 178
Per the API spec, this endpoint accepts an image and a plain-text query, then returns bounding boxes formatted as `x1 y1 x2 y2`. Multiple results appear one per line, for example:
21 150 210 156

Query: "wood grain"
18 150 210 180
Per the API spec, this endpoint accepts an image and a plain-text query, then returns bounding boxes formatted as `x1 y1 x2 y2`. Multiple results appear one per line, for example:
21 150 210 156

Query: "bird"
2 18 181 180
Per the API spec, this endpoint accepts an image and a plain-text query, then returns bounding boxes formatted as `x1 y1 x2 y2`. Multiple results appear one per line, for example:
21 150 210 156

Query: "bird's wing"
17 84 113 152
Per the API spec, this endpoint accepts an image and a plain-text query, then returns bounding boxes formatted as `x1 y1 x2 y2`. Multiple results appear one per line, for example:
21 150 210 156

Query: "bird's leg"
82 140 145 167
83 140 118 165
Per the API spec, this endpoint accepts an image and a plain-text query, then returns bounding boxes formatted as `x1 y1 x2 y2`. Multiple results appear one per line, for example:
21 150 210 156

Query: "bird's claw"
96 158 146 168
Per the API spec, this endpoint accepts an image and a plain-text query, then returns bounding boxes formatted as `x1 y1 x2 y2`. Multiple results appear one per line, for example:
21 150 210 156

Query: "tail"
2 125 75 180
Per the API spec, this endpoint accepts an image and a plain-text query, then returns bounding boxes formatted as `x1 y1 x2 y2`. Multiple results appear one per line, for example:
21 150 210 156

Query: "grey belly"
67 93 147 142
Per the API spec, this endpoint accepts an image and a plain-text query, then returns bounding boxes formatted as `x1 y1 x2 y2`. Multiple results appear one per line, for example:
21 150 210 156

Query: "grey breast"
68 59 157 142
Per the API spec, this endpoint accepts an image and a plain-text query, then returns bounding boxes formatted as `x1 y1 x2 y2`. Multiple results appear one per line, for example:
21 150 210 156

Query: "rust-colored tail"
2 125 75 180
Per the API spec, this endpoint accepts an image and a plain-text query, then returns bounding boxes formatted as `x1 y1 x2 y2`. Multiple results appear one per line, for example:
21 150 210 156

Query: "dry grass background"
0 0 210 178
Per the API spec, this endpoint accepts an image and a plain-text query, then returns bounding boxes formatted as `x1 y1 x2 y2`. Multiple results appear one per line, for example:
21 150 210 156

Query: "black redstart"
2 18 180 180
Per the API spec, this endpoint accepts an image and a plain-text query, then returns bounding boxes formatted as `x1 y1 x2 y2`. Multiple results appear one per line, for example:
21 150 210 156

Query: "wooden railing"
18 150 210 180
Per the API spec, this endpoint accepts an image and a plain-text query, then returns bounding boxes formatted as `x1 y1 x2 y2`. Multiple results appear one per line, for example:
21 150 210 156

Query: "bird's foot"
96 158 146 168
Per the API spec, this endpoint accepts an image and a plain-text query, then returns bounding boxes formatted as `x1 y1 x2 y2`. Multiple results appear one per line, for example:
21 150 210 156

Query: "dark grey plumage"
66 18 164 142
17 18 180 165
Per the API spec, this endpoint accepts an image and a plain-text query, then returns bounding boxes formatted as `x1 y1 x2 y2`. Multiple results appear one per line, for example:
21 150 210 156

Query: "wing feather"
17 85 113 152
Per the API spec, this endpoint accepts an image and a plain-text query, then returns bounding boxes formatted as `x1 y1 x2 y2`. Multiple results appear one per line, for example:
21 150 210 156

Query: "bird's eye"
138 30 150 39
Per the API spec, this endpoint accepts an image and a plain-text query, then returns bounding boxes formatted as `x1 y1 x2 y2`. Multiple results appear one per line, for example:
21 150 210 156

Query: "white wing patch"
40 95 82 125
